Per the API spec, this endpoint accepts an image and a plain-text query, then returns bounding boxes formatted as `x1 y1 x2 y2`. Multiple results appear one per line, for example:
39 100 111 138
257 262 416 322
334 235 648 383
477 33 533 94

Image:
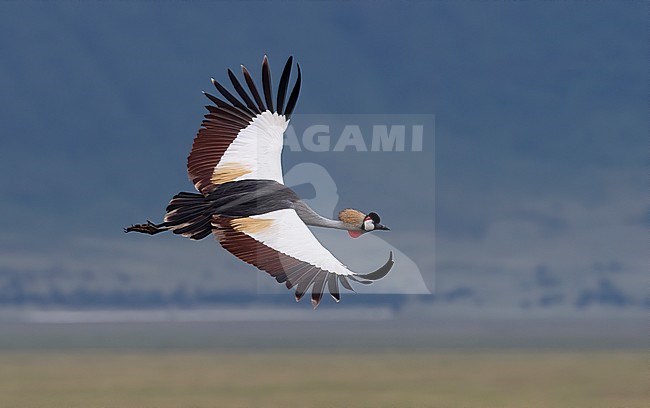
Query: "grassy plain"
0 350 646 408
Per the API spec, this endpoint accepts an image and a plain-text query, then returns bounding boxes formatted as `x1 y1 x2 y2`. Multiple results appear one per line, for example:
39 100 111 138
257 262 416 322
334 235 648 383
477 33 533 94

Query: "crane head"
338 209 390 238
363 212 390 232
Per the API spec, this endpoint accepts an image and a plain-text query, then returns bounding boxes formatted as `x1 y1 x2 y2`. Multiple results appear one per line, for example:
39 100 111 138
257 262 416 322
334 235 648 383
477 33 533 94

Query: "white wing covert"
187 56 301 194
212 209 394 308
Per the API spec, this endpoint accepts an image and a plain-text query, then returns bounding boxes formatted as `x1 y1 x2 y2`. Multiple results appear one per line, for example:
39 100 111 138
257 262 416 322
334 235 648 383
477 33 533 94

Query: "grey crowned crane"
126 56 393 308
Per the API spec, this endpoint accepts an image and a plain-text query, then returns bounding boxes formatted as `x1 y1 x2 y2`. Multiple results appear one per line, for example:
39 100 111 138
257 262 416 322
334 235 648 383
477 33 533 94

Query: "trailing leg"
125 192 213 239
124 220 170 235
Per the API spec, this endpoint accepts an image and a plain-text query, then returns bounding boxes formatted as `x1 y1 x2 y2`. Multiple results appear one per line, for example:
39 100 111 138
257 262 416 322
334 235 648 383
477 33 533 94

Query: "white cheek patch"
364 219 375 231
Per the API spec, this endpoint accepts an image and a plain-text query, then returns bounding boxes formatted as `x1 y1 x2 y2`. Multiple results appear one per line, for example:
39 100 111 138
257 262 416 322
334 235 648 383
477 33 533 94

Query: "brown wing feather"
212 215 352 308
187 94 254 195
187 56 300 195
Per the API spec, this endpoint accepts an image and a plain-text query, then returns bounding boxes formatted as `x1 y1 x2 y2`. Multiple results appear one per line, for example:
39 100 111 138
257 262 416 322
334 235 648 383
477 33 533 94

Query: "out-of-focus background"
0 1 646 407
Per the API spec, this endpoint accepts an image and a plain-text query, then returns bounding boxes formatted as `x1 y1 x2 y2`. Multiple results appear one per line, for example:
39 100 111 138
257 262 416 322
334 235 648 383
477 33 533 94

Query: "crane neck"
293 201 360 231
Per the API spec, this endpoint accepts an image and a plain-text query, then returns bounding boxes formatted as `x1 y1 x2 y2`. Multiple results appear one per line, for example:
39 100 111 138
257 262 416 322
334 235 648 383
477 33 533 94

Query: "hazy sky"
0 1 645 314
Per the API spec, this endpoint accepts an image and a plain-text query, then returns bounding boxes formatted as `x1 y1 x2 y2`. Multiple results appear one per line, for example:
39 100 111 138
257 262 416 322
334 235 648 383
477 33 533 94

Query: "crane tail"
163 192 213 240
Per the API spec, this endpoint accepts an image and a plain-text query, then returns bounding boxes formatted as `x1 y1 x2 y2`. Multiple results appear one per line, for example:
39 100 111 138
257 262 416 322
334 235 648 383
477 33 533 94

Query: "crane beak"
376 224 390 231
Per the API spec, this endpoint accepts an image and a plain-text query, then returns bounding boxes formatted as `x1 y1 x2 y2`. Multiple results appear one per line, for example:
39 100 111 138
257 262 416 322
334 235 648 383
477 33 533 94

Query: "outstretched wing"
188 56 302 195
212 209 394 308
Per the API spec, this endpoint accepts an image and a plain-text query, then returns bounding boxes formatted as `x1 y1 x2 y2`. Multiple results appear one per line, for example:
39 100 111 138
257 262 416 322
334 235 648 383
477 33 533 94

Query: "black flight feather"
294 269 320 301
202 92 253 123
241 65 266 112
355 251 394 281
227 69 260 114
262 55 274 112
284 264 313 289
327 274 341 302
202 91 223 107
284 64 301 119
310 272 328 309
211 78 254 116
276 56 293 115
338 276 355 292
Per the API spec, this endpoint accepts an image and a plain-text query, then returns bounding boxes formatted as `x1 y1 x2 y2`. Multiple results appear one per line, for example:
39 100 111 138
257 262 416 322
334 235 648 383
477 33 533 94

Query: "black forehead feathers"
367 212 380 223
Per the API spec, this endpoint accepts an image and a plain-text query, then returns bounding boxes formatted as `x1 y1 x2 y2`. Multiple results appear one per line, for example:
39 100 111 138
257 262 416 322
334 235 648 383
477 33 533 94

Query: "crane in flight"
126 56 393 308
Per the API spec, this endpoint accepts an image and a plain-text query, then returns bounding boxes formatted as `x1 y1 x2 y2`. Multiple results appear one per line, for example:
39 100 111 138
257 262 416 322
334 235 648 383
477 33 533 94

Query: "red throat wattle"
348 230 363 239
